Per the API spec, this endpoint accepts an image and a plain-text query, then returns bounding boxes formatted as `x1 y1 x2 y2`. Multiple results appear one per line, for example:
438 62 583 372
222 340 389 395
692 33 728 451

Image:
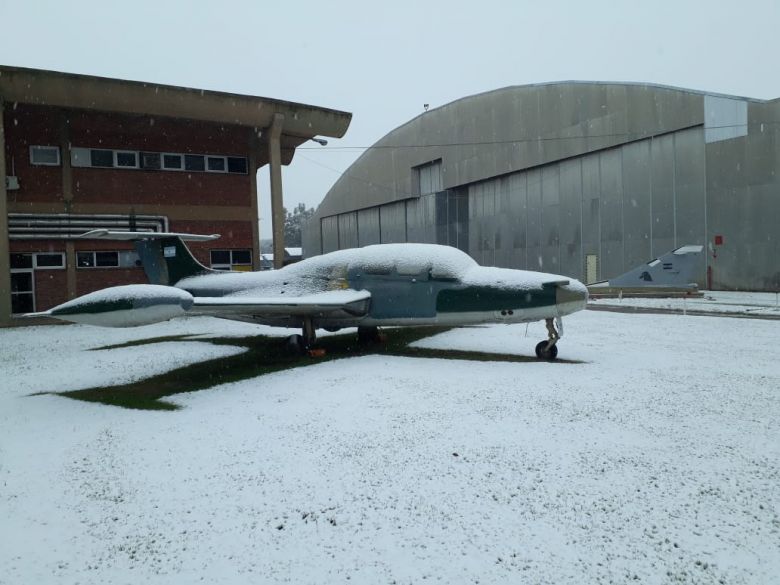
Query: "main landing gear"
285 322 385 355
286 317 317 355
535 317 562 361
357 326 383 345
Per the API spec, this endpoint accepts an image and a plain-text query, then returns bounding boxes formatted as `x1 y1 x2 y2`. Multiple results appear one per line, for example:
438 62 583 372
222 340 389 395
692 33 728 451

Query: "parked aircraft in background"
28 231 588 360
590 245 704 289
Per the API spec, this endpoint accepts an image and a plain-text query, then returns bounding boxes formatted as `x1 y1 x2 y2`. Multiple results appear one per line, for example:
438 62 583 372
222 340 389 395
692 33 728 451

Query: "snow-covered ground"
590 290 780 318
1 312 779 584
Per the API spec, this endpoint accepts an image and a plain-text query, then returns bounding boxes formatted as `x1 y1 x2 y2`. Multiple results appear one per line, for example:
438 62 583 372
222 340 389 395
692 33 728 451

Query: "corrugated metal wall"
463 126 706 282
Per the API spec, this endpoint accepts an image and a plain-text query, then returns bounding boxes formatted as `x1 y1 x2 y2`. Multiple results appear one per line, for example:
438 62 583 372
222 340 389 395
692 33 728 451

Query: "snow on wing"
191 289 372 317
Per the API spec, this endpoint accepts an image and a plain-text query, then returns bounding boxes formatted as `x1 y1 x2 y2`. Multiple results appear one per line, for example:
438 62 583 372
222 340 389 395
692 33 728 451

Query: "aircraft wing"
191 289 372 317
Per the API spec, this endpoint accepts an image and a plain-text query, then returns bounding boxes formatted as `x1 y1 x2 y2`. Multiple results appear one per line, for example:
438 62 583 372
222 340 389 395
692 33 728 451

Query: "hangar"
304 82 780 291
1 66 351 325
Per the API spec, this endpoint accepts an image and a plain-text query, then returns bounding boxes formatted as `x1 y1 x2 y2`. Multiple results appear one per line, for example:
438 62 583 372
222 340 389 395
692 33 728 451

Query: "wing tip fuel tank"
39 284 194 327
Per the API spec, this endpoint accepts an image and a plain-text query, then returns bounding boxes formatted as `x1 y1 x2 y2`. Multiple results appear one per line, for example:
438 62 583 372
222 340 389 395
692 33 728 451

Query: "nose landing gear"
535 317 562 360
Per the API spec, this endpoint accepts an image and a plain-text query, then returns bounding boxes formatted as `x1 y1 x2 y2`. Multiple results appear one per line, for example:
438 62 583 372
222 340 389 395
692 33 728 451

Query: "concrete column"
248 129 261 270
0 99 12 326
267 113 285 270
60 110 77 299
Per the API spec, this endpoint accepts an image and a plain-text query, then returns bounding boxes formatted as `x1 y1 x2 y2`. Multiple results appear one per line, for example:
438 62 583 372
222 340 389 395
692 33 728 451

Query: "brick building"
0 66 351 324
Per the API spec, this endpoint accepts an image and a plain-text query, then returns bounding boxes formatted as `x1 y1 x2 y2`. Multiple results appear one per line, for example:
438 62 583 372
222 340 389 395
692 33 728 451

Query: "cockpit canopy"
344 244 477 280
283 243 478 283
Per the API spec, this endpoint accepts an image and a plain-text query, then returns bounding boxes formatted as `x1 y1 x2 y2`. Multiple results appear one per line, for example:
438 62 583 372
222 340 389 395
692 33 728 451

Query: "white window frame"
140 151 162 170
29 145 61 166
117 250 141 268
89 148 115 168
70 147 91 168
184 153 206 172
206 155 228 173
114 150 139 169
210 249 252 270
76 251 120 269
10 265 36 314
161 153 184 171
66 147 248 174
33 252 66 270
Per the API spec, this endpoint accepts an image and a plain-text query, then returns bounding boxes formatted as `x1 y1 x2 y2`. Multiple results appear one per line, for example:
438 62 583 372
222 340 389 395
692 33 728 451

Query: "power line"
297 121 779 152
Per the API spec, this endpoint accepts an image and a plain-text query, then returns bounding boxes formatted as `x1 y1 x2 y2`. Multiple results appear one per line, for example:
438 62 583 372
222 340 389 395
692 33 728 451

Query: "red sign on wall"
714 235 724 246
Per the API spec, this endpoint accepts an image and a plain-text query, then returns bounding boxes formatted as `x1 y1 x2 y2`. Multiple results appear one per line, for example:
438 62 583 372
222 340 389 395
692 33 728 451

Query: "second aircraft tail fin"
77 230 219 285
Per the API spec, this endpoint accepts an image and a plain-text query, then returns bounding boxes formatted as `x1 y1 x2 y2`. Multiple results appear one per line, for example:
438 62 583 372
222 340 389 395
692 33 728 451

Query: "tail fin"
135 237 218 285
608 245 704 288
77 230 219 285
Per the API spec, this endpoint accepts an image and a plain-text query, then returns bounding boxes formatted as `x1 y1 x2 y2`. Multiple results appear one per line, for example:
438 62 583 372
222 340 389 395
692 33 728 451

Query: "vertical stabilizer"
76 230 219 286
136 237 216 285
608 245 703 288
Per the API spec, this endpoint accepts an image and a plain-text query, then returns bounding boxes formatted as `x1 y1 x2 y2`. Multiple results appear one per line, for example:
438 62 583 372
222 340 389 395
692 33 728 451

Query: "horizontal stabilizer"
673 245 704 255
78 229 220 241
542 279 570 287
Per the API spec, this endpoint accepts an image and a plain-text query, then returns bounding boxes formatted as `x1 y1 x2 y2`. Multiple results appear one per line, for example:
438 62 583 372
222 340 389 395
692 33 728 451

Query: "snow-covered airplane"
28 231 588 360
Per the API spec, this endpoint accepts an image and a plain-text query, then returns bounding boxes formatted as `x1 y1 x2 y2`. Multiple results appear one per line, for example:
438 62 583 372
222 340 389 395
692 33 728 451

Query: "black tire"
535 340 559 361
357 326 381 344
286 334 306 355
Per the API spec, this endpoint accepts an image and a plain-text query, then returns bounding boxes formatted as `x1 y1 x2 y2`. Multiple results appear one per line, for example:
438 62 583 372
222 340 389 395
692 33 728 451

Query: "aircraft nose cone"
556 281 588 315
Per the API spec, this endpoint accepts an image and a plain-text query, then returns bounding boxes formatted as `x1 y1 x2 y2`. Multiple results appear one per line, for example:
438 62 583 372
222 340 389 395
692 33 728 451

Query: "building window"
118 251 142 268
29 145 61 166
206 156 227 173
9 252 66 314
34 253 66 269
77 251 119 268
90 149 114 168
11 271 35 314
210 249 252 271
9 252 65 269
227 157 248 174
414 159 443 195
185 154 205 171
141 152 161 170
115 151 139 168
162 153 183 170
11 253 33 269
70 146 248 174
77 250 140 268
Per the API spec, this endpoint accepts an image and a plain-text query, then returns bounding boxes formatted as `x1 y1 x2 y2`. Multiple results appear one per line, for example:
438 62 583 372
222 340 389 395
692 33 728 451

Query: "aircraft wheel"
535 340 558 361
286 334 306 355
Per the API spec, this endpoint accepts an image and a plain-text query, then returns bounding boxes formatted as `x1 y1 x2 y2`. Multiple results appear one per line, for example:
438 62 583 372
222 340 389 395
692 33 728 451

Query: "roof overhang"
0 66 352 160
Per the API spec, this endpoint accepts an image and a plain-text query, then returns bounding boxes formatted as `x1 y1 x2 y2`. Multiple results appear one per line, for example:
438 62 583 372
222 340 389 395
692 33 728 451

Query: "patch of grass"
90 334 198 351
43 327 580 411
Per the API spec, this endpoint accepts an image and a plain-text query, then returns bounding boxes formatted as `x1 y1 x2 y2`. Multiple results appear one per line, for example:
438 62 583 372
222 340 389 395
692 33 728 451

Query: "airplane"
589 245 704 289
27 231 589 360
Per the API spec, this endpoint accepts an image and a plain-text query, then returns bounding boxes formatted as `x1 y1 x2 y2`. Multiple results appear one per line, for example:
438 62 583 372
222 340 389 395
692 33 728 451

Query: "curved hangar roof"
315 81 767 218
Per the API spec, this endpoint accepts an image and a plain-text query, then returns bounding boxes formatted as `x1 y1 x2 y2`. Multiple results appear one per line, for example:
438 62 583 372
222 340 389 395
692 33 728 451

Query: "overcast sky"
2 0 779 239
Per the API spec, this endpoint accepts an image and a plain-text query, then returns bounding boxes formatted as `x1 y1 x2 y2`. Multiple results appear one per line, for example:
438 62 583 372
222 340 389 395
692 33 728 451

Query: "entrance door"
11 271 35 314
10 253 35 314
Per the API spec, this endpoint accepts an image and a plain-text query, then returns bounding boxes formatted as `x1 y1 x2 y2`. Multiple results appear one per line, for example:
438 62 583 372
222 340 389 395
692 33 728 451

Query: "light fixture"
309 137 328 146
